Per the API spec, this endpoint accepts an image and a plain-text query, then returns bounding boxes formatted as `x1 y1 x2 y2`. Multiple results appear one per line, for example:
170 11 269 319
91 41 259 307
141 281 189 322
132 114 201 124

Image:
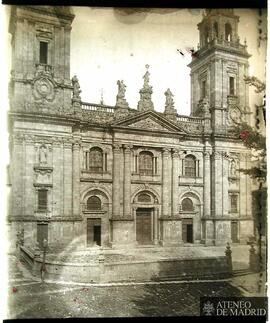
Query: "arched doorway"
136 208 152 244
133 191 159 245
179 193 202 244
83 189 109 247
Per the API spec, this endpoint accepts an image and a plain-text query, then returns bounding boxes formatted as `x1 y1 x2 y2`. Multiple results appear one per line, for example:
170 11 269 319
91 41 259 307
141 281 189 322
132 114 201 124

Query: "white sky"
1 7 267 115
69 7 266 115
0 7 268 319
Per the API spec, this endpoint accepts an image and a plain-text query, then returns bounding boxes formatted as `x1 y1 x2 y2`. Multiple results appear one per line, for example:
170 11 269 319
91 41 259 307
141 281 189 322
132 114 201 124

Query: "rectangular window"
229 76 235 95
185 157 196 177
201 80 206 99
230 195 238 213
38 189 47 211
39 41 48 64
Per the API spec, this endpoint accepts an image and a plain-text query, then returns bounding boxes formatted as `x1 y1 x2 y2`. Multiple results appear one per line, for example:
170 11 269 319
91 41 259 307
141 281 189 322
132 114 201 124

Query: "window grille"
38 189 47 211
182 198 194 211
185 155 196 177
89 147 103 173
139 151 153 175
138 193 151 203
87 196 101 210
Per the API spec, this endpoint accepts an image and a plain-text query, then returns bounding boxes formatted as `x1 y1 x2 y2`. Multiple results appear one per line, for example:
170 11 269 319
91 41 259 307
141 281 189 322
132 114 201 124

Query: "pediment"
112 111 187 134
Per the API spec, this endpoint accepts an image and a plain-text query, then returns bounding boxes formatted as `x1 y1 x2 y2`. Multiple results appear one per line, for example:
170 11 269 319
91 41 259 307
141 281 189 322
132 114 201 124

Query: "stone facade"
8 7 255 253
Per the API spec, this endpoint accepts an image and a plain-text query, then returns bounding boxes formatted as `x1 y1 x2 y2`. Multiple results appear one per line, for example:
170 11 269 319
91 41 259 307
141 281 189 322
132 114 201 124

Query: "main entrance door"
87 218 101 246
182 219 193 243
136 208 152 244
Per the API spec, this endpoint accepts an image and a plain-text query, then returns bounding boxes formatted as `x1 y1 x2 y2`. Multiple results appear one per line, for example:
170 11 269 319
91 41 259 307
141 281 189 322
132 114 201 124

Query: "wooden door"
187 224 193 243
231 221 238 243
136 209 152 244
37 223 48 249
182 219 193 243
87 218 101 246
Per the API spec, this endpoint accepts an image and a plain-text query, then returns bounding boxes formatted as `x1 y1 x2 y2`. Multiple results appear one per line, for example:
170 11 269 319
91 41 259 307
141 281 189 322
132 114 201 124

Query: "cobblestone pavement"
6 255 243 319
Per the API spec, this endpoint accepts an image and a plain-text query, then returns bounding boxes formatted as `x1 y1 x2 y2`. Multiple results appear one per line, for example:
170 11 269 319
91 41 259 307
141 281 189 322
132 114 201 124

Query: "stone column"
245 153 252 218
72 141 80 217
24 137 35 217
81 147 87 170
64 141 72 216
153 207 158 244
239 153 247 217
162 148 171 217
203 151 211 217
11 135 24 216
212 150 222 217
222 152 229 216
172 149 179 216
123 145 132 218
53 138 62 217
112 143 122 218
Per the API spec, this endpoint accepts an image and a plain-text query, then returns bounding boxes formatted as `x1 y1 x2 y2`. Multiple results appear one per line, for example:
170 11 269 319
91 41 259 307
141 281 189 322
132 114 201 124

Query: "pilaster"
112 143 122 218
72 140 80 217
162 147 171 217
171 149 179 216
203 150 211 218
222 152 229 216
212 150 222 217
63 140 73 216
123 145 132 218
239 153 247 217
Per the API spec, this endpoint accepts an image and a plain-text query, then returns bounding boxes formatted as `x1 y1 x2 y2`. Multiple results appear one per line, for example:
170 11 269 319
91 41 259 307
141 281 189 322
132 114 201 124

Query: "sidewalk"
230 272 267 296
229 244 267 297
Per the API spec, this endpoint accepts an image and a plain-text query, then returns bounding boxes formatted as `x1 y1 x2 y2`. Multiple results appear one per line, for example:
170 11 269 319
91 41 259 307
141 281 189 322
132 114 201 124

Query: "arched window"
225 23 232 41
213 22 219 38
138 193 151 203
87 196 101 210
182 198 194 211
89 147 103 173
185 155 196 177
139 151 153 175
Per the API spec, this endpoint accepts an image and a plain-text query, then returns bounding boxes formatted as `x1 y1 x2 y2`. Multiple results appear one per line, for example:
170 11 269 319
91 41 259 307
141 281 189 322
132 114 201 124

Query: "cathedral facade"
8 7 255 252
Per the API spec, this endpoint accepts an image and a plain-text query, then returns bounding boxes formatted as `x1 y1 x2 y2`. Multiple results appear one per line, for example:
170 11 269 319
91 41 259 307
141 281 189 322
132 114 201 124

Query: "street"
6 255 243 318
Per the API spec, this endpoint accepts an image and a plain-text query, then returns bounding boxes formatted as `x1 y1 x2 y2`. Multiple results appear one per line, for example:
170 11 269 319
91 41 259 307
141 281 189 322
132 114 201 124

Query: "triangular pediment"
112 110 187 134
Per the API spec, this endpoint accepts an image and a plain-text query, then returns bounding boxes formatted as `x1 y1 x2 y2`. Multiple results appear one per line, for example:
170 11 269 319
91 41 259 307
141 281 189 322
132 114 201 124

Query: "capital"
162 147 171 155
172 149 179 158
72 140 81 150
203 151 211 159
212 150 222 160
124 144 133 153
113 143 122 152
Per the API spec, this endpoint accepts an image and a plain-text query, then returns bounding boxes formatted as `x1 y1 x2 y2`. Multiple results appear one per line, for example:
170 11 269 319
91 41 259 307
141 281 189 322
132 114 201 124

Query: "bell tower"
9 6 75 113
189 9 251 133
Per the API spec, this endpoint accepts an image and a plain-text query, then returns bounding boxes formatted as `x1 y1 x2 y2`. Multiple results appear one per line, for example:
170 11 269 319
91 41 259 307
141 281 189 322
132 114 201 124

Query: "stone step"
232 269 252 277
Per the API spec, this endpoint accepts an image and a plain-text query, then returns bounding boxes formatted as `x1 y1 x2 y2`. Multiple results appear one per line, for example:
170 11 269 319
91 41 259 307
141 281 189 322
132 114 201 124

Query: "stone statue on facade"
137 64 154 112
116 80 129 109
230 160 237 176
143 67 150 88
117 80 126 98
39 145 47 165
71 75 81 100
164 88 177 119
165 88 174 108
